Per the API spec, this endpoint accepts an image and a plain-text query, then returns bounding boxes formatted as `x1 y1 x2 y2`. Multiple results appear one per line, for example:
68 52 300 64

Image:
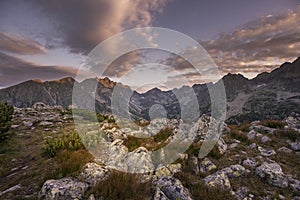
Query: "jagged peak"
222 73 249 81
54 77 75 83
98 77 116 88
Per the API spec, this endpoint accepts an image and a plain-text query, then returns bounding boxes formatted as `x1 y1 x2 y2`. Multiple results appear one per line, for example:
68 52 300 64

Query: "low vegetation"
123 127 173 151
274 129 299 142
0 102 14 142
86 171 154 200
260 119 286 129
44 131 84 157
174 172 235 200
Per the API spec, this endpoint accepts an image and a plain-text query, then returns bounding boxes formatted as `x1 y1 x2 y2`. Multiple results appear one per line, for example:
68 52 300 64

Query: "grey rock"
153 187 170 200
243 158 258 168
250 125 276 134
289 142 300 151
0 184 21 197
79 163 109 186
247 130 257 140
38 177 88 200
261 136 271 143
199 158 217 174
248 143 257 149
289 177 300 192
220 164 249 178
255 162 289 188
154 176 193 200
230 143 239 149
278 147 293 153
233 187 249 200
203 171 231 190
125 147 154 173
258 146 276 157
217 137 227 155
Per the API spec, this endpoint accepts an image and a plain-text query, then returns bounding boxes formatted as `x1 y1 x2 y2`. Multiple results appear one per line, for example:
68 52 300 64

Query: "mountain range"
1 57 300 124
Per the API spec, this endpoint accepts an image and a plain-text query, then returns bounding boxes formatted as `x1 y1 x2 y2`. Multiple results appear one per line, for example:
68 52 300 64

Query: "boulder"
154 176 193 200
220 164 249 178
278 147 293 153
125 147 154 173
38 178 88 200
79 163 109 186
242 158 258 168
199 158 217 174
255 162 289 188
203 171 231 190
289 177 300 193
153 187 170 200
289 142 300 151
247 130 257 140
258 146 276 157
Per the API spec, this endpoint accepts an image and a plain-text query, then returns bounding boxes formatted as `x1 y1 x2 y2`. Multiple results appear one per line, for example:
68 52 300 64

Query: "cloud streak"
0 31 46 55
0 52 77 87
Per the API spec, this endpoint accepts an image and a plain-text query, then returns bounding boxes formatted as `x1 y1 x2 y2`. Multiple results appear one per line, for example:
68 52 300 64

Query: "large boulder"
220 164 249 178
38 178 88 200
203 171 231 190
154 176 193 200
125 147 154 173
79 163 109 186
255 162 289 188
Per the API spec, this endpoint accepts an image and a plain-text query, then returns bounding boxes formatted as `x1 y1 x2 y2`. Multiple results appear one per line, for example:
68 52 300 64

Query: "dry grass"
86 171 154 200
123 127 172 151
174 172 235 200
261 120 286 129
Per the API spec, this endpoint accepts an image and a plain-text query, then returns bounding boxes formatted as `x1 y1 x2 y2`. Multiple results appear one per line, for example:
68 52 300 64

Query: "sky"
0 0 299 90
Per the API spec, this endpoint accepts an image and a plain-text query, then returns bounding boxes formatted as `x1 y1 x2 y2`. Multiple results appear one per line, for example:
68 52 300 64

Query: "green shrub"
44 131 84 157
0 102 14 142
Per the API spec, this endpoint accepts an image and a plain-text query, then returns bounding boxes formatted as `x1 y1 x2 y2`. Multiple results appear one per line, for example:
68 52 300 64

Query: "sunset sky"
0 0 299 90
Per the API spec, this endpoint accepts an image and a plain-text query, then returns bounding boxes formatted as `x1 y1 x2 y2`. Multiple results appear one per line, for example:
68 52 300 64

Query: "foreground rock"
255 162 289 188
203 164 249 191
153 176 193 200
79 163 109 186
38 178 88 200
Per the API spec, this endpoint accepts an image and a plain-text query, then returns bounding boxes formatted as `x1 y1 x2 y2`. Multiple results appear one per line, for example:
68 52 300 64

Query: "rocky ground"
0 103 300 200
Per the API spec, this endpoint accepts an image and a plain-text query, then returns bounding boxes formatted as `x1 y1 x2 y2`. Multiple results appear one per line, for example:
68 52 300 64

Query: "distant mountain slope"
1 57 300 123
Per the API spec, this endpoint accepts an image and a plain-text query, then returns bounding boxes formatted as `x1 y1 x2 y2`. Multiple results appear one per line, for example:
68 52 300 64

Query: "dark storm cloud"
0 52 77 87
31 0 170 54
0 31 46 55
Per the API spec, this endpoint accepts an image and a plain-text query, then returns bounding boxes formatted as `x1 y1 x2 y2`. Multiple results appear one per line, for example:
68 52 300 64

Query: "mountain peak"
55 77 75 83
98 77 115 88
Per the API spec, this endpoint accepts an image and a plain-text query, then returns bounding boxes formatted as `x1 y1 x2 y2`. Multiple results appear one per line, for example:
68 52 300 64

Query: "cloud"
33 0 170 54
0 52 77 87
0 31 46 55
201 6 300 76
